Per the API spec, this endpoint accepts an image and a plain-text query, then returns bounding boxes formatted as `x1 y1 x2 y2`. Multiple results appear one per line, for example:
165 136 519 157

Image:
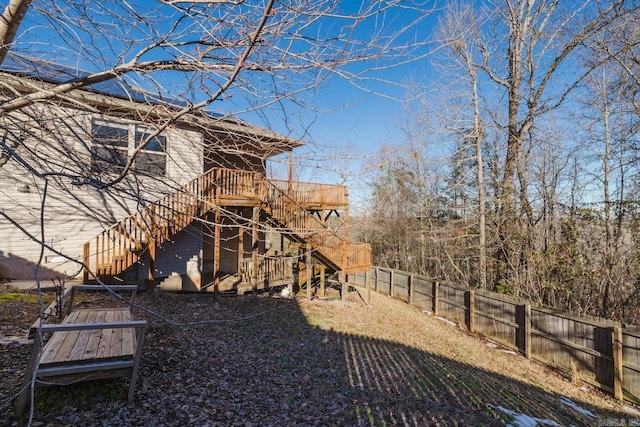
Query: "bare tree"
463 0 633 282
573 61 640 317
0 0 31 64
432 1 489 289
0 0 435 178
0 0 436 278
427 0 636 290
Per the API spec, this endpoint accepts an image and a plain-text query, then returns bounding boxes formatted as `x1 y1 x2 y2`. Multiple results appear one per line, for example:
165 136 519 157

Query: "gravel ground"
1 284 639 426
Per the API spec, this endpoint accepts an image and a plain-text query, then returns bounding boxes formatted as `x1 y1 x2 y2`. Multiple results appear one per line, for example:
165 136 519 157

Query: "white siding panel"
153 223 202 280
167 128 203 182
0 100 205 280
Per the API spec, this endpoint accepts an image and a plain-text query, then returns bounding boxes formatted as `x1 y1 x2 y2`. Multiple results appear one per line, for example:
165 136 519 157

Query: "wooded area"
358 0 640 326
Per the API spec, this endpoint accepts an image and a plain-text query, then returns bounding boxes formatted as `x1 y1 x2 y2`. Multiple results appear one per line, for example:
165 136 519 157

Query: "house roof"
0 54 303 156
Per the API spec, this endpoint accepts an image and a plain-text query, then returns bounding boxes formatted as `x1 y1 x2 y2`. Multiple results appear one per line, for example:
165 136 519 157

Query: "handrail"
260 177 349 269
84 167 370 281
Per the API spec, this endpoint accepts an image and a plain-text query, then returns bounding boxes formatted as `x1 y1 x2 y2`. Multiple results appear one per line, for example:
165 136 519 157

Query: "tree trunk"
0 0 33 65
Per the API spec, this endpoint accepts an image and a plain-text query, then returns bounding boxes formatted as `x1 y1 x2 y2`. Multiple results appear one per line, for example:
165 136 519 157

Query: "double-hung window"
91 120 167 176
134 129 167 175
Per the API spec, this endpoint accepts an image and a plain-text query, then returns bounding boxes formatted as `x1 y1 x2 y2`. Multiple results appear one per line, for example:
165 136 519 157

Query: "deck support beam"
306 242 312 299
213 209 221 297
237 219 244 281
148 238 156 290
251 206 259 296
319 265 325 298
340 272 347 302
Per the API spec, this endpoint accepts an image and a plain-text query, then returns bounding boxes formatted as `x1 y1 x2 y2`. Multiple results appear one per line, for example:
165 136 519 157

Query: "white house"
0 56 370 293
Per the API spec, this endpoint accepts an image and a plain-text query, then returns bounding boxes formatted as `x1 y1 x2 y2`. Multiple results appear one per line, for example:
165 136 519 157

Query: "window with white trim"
91 120 167 176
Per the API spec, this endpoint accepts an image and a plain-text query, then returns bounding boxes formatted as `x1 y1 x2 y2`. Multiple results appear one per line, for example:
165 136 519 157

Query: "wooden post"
237 223 244 280
524 303 531 359
517 303 532 359
432 279 439 315
465 290 475 333
251 207 259 296
613 326 624 401
375 267 379 292
100 233 106 279
344 198 350 269
340 271 347 302
15 333 44 416
214 168 221 202
319 265 326 298
408 274 414 305
390 269 395 298
288 151 293 199
365 269 371 305
213 209 221 297
95 236 100 282
148 239 156 290
306 242 312 299
83 242 90 283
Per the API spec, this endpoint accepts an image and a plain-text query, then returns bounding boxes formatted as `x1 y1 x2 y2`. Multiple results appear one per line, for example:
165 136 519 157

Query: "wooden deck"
16 286 146 416
39 308 135 365
83 167 372 284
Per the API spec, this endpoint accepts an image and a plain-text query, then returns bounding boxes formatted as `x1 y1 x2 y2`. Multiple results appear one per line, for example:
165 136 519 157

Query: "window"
91 120 167 176
91 123 128 172
134 129 167 175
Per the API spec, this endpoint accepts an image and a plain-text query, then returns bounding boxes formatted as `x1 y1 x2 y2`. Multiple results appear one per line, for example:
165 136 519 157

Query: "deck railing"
240 256 292 284
84 167 370 281
269 180 348 208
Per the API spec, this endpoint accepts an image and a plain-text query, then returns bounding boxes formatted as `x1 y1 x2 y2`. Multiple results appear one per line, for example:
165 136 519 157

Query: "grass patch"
0 292 44 305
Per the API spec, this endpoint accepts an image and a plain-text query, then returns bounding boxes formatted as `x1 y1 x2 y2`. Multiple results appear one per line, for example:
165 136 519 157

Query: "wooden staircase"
83 167 370 284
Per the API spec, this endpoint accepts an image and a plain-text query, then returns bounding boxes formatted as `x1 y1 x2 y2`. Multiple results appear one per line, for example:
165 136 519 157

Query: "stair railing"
84 167 370 281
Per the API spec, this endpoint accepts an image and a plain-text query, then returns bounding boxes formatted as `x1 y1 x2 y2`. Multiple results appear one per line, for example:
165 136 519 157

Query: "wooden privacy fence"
347 267 640 405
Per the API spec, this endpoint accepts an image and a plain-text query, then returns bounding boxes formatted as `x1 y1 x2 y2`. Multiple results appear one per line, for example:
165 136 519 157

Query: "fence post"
365 269 371 305
432 279 439 315
390 269 395 297
408 274 414 305
613 326 624 401
516 303 531 359
465 290 475 333
375 268 379 292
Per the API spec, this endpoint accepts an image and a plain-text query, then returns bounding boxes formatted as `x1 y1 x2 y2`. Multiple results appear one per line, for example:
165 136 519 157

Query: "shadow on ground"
4 290 636 426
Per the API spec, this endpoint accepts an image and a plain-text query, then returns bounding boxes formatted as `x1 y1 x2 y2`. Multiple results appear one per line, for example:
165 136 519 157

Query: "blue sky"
11 0 439 202
247 2 440 190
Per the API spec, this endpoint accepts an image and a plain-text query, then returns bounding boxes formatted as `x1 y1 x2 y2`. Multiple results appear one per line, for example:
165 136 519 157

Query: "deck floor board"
40 309 134 366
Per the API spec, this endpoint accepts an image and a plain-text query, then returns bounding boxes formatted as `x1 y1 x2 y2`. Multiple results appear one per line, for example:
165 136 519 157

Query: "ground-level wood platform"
16 286 146 416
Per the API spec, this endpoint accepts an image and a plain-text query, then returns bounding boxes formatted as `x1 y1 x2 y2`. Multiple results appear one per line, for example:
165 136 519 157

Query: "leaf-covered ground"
1 284 638 426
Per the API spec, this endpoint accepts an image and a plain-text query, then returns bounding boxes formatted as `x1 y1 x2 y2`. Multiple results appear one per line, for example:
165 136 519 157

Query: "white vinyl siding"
149 224 202 281
0 101 204 280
